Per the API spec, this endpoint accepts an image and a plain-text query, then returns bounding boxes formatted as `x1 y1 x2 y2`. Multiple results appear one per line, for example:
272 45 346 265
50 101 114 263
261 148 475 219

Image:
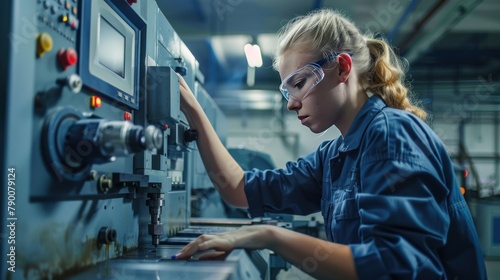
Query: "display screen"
98 16 125 78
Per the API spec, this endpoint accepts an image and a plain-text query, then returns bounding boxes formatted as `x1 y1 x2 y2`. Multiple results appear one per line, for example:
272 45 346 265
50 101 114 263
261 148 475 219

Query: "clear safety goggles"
279 52 352 101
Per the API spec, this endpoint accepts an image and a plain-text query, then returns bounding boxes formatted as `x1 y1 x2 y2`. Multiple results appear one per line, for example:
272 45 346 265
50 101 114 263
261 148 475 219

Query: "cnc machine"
0 1 275 279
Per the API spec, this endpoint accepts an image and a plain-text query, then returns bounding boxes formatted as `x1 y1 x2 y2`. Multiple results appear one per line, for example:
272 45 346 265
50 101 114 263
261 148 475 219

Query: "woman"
174 8 487 280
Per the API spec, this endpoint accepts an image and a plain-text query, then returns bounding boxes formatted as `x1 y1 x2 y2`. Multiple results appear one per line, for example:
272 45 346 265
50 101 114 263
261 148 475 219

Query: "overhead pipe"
403 0 484 63
386 0 422 42
399 0 448 51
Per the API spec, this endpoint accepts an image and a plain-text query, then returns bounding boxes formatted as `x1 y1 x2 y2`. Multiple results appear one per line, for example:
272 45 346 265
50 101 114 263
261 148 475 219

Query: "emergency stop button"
58 48 78 70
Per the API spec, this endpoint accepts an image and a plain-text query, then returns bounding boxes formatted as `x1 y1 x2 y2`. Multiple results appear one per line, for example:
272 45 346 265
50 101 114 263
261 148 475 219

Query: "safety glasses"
279 52 352 101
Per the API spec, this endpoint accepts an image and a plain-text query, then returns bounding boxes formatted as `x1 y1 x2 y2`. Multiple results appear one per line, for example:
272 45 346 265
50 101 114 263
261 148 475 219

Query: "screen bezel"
79 0 145 110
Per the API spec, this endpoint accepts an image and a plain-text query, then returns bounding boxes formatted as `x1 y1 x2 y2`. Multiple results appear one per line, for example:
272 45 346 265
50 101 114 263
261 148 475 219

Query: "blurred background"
160 0 500 197
160 1 500 278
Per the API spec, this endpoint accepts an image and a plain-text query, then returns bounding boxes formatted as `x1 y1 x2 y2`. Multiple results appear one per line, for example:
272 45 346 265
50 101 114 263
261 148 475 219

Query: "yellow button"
36 33 53 58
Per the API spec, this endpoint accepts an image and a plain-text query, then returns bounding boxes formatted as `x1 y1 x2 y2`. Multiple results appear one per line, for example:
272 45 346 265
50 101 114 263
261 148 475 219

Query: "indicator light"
91 96 102 108
123 112 132 121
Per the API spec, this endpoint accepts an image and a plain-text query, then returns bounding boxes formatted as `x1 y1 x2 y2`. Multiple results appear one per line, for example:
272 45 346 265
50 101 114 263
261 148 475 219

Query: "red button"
126 0 137 5
58 48 78 70
123 112 132 121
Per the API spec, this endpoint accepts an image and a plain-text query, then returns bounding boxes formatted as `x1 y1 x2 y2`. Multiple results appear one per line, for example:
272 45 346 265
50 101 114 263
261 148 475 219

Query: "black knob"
174 66 187 76
98 227 117 244
184 129 198 143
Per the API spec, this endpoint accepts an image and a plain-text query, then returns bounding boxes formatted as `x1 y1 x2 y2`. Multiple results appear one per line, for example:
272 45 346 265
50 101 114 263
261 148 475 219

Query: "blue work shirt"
244 95 487 279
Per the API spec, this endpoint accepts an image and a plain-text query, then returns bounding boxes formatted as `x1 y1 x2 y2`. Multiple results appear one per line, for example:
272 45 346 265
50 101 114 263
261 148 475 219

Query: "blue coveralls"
244 95 487 279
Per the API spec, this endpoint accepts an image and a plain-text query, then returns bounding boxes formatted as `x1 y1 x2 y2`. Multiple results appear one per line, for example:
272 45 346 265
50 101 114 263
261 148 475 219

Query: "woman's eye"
294 79 305 89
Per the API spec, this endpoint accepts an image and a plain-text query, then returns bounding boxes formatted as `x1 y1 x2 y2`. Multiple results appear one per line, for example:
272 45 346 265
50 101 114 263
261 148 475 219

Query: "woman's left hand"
172 225 274 260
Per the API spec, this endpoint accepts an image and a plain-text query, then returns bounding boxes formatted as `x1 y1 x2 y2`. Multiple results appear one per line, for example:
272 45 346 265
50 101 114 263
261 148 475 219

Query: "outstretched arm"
173 225 358 280
178 75 248 208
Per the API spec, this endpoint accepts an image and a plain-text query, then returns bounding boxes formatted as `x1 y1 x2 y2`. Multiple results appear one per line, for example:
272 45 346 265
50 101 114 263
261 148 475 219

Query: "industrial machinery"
0 0 275 279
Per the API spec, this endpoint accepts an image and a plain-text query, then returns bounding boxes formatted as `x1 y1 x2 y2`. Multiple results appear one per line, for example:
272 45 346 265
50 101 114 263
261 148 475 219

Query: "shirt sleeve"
244 141 332 217
351 111 452 279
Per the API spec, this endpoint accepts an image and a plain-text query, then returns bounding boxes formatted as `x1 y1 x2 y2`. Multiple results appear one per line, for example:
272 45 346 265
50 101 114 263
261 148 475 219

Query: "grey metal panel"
147 66 181 126
157 9 181 66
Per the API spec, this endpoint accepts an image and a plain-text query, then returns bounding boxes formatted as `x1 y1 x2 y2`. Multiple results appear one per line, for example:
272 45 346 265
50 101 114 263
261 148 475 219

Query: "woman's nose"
286 96 302 111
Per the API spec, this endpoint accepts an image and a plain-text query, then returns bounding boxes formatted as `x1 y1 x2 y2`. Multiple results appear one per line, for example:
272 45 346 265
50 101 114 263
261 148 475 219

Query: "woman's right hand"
177 74 199 118
175 73 248 208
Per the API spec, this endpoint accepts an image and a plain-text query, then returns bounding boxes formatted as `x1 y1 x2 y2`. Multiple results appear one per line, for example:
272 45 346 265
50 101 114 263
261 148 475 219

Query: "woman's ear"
337 53 352 83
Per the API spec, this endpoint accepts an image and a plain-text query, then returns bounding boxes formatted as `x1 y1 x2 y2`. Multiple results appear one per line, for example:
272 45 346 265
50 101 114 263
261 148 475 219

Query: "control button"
184 129 198 142
72 6 77 15
57 48 78 70
127 0 138 5
68 15 79 30
123 112 132 121
91 96 102 108
36 33 53 58
65 1 70 10
72 20 79 29
57 74 82 93
61 14 68 23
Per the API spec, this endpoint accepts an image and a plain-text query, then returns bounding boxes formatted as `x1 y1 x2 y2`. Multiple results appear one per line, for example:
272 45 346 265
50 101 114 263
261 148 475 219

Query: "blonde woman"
175 9 487 280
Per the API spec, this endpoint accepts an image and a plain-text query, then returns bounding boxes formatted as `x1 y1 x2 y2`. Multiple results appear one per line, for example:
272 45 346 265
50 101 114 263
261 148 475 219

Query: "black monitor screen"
98 16 125 78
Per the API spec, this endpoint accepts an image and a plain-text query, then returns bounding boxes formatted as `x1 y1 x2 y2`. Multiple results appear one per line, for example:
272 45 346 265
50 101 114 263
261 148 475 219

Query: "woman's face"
279 50 349 133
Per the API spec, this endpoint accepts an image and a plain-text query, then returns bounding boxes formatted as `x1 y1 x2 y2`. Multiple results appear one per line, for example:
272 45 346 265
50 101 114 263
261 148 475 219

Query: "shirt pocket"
333 167 360 221
330 168 361 243
333 195 359 221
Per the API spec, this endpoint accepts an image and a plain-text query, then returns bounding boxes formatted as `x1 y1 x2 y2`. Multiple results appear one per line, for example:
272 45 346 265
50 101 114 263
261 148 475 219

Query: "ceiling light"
244 44 263 68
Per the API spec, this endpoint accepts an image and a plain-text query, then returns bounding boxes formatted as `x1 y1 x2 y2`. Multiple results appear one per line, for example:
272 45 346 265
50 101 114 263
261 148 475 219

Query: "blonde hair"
273 9 427 121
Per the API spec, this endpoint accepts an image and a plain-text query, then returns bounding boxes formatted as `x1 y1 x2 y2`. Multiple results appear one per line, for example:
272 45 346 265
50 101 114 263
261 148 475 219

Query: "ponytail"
366 38 427 121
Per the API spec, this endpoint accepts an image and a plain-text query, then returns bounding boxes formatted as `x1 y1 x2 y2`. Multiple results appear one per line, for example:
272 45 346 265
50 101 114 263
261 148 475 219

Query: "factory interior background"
163 1 499 278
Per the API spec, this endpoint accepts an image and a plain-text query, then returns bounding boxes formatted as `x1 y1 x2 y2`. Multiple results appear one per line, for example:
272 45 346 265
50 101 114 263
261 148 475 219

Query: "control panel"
0 0 279 279
0 0 266 279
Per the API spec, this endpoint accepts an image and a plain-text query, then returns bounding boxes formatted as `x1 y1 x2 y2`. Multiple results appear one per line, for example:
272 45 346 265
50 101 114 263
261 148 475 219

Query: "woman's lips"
298 115 308 124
